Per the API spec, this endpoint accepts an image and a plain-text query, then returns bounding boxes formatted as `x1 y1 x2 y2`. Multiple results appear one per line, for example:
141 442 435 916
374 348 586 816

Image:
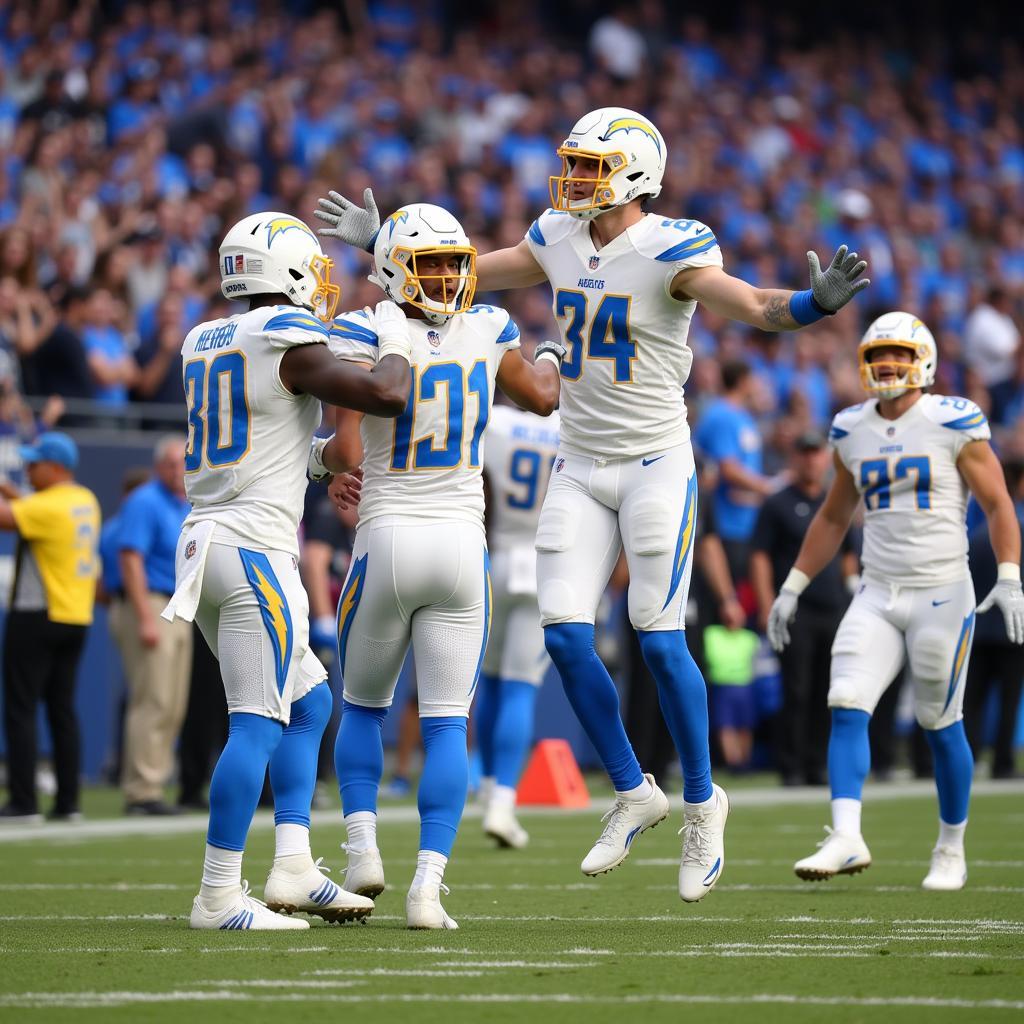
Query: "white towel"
161 520 216 623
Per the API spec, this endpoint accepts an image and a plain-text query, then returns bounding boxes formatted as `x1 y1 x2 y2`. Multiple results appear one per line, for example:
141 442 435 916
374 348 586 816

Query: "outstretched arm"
280 344 410 416
672 246 869 331
959 440 1024 643
315 187 548 293
477 242 548 291
495 344 561 415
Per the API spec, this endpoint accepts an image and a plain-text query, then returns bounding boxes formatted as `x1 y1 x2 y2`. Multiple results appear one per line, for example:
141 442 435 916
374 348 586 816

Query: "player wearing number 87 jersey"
320 203 560 929
316 106 870 903
165 211 412 931
768 311 1024 892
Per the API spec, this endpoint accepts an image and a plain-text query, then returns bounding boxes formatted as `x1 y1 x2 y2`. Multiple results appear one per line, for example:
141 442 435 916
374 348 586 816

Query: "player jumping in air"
768 312 1024 890
317 106 869 902
163 212 411 929
318 204 561 928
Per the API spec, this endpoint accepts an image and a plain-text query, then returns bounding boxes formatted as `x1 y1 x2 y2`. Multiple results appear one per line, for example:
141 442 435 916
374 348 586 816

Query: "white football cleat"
264 855 375 923
406 883 458 930
189 881 310 930
341 843 386 899
794 827 872 881
922 845 967 891
483 802 529 849
678 784 729 902
581 773 670 876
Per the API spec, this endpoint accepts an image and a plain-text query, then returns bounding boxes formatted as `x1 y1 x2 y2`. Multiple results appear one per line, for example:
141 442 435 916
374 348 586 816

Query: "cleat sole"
794 861 871 881
353 883 385 900
266 900 374 923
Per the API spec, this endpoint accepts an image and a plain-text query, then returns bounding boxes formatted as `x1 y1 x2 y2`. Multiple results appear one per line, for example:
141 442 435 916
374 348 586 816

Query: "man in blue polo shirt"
693 360 776 584
112 435 191 815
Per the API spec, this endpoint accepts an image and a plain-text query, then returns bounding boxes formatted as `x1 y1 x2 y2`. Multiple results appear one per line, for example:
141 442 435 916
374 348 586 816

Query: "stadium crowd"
0 0 1023 805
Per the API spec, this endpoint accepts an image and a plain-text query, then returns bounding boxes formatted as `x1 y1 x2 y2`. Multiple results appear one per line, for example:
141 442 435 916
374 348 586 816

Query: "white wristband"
782 568 811 595
997 562 1021 583
536 351 561 368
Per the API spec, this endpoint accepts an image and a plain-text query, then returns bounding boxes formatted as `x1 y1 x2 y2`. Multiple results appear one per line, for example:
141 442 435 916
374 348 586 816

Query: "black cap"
795 430 826 452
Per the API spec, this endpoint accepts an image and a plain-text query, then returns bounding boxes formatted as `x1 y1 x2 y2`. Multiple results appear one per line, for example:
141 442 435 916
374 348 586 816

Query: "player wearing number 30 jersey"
165 211 411 932
769 311 1024 892
316 105 870 903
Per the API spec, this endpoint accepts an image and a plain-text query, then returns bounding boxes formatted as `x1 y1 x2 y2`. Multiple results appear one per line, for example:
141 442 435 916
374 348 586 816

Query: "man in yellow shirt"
0 432 100 822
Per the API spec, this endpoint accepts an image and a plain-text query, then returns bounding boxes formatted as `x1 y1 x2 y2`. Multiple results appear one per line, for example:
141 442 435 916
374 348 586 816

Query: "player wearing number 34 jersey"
769 311 1024 892
316 105 870 903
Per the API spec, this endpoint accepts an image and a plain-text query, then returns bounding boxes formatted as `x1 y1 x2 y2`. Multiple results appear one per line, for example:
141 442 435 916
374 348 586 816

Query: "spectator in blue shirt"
110 435 192 816
81 289 138 408
693 360 776 584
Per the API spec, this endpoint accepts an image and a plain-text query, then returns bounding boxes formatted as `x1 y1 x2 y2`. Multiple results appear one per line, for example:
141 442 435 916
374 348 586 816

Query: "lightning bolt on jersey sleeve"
522 209 721 458
354 304 519 528
181 306 324 556
830 395 987 586
328 309 380 363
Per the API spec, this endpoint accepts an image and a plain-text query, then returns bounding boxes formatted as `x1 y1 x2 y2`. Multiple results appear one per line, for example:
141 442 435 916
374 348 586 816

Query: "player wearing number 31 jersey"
316 105 870 903
320 204 560 929
769 311 1024 892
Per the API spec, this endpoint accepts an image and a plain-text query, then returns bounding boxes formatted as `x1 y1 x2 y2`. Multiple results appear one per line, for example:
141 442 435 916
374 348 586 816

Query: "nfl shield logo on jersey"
588 255 600 270
555 457 565 473
185 539 197 559
428 330 441 347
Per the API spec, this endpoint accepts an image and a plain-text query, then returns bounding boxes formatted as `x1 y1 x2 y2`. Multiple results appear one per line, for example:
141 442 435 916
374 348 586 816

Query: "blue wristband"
789 289 831 326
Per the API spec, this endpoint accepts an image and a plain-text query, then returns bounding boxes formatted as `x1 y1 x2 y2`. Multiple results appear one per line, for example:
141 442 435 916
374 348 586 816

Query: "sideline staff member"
113 435 191 815
0 432 100 821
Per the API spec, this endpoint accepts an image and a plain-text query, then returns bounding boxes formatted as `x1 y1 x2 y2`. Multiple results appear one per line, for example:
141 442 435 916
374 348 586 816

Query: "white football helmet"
858 311 937 400
549 107 666 221
219 212 340 321
370 203 477 324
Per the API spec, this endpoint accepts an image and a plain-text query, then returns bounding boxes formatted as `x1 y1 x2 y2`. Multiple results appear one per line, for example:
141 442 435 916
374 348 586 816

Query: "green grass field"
1 780 1022 1023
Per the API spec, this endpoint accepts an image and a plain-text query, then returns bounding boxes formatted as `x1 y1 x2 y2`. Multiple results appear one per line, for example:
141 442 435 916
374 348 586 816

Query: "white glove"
767 589 800 652
977 577 1024 645
315 188 381 252
372 301 412 362
307 435 334 483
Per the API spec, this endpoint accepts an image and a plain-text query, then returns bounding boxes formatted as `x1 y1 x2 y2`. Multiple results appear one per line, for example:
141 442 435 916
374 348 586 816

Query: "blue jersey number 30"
184 352 250 472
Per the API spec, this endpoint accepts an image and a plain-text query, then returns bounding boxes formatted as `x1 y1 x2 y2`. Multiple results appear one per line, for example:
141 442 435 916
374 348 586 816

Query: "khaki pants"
111 594 193 804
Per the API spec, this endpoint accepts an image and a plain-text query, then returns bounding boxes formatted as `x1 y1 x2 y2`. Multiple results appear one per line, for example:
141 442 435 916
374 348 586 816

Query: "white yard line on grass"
2 778 1021 844
2 991 1023 1010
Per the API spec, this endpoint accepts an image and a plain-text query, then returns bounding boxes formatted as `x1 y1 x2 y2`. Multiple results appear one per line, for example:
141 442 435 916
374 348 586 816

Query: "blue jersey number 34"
554 291 635 383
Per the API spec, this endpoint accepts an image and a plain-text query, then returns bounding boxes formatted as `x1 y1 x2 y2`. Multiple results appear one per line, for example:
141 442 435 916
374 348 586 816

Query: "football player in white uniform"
476 401 561 849
318 204 560 928
162 212 412 930
315 107 868 902
768 312 1024 891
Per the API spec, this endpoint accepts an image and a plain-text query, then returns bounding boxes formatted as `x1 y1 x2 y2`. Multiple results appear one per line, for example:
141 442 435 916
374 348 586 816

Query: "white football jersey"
485 404 561 550
181 305 324 555
830 394 991 586
329 304 521 527
524 209 723 458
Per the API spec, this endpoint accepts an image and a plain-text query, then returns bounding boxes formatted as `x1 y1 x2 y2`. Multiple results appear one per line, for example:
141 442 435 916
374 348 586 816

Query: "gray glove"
807 245 870 312
977 580 1024 645
767 589 800 652
314 188 380 253
534 339 567 366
